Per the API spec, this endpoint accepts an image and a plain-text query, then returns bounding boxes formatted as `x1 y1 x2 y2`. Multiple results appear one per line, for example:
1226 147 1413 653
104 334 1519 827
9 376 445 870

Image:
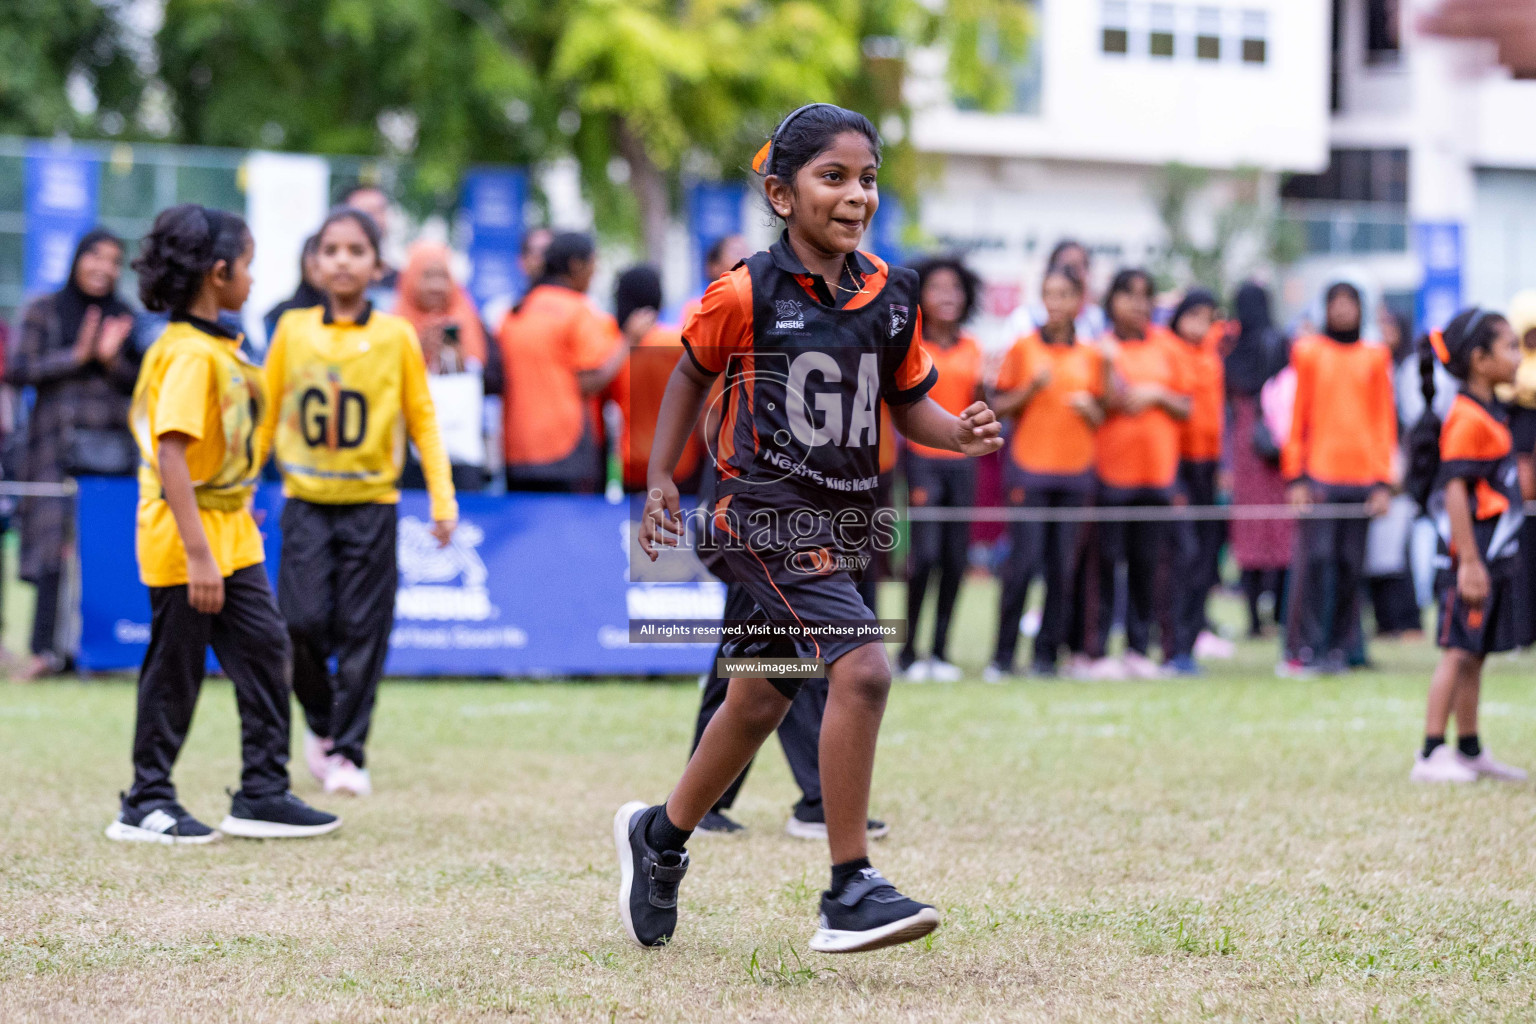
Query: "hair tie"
751 140 773 175
753 102 833 177
1429 329 1450 365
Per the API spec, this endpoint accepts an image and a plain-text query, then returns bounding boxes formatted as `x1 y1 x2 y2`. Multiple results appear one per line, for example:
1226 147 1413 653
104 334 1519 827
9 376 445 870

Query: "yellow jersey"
129 316 267 588
259 304 457 523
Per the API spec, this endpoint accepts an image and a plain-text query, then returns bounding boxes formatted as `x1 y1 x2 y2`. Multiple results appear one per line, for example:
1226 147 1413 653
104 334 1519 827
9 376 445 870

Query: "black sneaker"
219 790 341 839
808 867 940 953
613 801 690 948
105 795 219 845
785 803 890 842
696 809 746 835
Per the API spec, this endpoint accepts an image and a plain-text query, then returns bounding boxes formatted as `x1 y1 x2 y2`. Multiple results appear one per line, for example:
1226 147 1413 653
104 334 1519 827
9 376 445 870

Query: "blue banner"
687 181 745 293
868 193 906 268
460 168 528 310
1415 221 1463 332
77 478 721 677
24 143 100 297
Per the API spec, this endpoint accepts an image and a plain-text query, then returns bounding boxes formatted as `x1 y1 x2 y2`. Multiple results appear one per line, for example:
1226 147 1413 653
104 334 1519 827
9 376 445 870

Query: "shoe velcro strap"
836 873 892 907
649 857 689 883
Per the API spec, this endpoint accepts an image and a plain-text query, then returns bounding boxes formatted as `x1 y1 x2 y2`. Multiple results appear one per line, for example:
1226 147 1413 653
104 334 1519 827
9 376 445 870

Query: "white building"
910 0 1536 341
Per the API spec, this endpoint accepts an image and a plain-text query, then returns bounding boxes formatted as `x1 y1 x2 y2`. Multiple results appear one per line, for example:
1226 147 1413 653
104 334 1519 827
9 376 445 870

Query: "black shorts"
703 486 883 696
1436 570 1519 656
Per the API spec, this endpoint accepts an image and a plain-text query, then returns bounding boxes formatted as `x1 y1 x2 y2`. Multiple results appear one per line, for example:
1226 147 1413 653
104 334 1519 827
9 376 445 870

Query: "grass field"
5 580 1536 1023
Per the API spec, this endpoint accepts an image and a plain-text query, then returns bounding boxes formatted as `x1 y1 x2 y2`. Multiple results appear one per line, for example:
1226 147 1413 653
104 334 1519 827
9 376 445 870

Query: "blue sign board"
77 478 721 677
1415 221 1463 332
24 143 99 296
868 193 906 267
688 181 746 293
461 168 528 310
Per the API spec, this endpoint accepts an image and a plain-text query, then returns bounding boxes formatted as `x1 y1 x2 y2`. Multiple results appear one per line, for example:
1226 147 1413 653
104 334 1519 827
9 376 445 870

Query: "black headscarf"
263 234 325 339
1323 281 1362 345
1224 281 1287 398
55 228 131 348
615 265 662 328
1169 288 1216 340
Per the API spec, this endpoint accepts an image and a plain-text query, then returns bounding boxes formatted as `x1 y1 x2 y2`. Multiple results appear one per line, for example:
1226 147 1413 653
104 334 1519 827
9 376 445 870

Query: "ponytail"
1403 334 1444 511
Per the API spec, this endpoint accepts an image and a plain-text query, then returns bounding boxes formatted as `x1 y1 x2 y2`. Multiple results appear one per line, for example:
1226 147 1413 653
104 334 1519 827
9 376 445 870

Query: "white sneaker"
1458 749 1528 782
1410 745 1479 783
902 659 930 683
982 663 1014 685
323 756 373 797
926 658 963 683
1020 609 1042 637
1193 630 1236 660
1065 654 1097 680
1086 656 1128 681
303 729 333 785
1121 651 1163 680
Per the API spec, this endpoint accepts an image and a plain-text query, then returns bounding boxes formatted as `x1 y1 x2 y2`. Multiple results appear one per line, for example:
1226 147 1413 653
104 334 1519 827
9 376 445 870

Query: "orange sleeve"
994 338 1031 392
1281 343 1312 482
1089 347 1108 398
572 307 621 371
1167 334 1194 395
886 306 937 405
680 268 752 375
1439 403 1495 463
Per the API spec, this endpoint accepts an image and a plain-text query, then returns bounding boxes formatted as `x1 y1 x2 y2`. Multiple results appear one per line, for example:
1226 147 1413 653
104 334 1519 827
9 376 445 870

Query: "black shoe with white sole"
696 809 746 835
105 796 219 845
613 801 690 948
785 803 890 842
219 790 341 839
808 867 940 953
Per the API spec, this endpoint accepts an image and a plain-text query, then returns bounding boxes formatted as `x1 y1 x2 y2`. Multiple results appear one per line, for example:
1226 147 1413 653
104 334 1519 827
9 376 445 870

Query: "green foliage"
0 0 143 138
1153 162 1300 301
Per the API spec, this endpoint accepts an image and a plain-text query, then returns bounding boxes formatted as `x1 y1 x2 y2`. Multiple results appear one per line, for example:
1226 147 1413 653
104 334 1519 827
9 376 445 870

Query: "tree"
1153 162 1304 301
0 0 142 138
153 0 1032 259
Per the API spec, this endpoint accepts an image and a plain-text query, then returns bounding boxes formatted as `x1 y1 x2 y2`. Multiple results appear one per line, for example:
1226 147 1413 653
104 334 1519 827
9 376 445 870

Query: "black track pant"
127 564 292 807
903 454 975 663
994 486 1087 670
691 583 824 815
1171 460 1225 659
1087 490 1171 659
1284 488 1370 663
279 500 397 769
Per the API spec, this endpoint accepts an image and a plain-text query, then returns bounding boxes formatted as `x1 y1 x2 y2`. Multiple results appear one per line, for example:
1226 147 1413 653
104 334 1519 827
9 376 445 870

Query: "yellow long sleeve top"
257 304 457 523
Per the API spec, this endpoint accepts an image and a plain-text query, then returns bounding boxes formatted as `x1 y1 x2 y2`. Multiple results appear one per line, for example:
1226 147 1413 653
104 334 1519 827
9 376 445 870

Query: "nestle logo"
774 298 805 330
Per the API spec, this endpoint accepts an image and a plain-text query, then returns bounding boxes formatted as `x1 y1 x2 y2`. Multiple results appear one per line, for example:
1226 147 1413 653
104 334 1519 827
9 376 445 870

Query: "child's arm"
889 396 1003 457
158 432 225 614
1443 477 1489 609
401 331 458 546
638 359 713 561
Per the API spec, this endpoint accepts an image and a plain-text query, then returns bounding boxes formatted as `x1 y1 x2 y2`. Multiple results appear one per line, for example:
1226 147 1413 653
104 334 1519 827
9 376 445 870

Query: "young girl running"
1408 309 1527 783
898 254 984 683
988 265 1106 679
108 204 339 843
622 104 1002 953
259 208 457 798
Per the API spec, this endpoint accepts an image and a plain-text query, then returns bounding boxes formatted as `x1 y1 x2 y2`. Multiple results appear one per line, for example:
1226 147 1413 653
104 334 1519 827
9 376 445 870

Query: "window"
1149 4 1176 58
1367 0 1401 64
1102 1 1130 55
1195 7 1222 60
1241 10 1268 63
1281 148 1409 205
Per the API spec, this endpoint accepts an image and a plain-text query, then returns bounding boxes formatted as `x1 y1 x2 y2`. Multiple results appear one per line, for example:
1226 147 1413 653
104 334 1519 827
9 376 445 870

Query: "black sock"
1458 734 1482 758
830 857 872 895
645 806 692 853
1423 735 1445 758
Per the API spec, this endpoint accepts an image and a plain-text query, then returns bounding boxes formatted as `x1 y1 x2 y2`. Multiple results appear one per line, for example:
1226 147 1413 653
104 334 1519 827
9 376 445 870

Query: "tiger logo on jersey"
889 304 909 338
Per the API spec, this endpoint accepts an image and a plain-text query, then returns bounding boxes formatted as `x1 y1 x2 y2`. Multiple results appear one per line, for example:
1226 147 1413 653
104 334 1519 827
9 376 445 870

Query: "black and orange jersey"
994 331 1105 483
1180 321 1226 462
1433 392 1524 571
611 325 703 489
1096 328 1191 491
681 232 935 504
1281 336 1397 487
908 332 982 459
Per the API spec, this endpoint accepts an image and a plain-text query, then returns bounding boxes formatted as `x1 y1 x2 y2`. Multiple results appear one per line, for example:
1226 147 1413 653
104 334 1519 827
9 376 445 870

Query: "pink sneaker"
323 756 373 797
1121 651 1163 680
1193 631 1236 660
1086 656 1128 681
1458 749 1528 782
1410 745 1479 783
1065 654 1096 680
304 730 333 785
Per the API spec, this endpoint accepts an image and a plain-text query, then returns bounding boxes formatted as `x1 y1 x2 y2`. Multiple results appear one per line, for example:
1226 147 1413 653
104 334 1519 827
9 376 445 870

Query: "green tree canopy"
0 0 143 137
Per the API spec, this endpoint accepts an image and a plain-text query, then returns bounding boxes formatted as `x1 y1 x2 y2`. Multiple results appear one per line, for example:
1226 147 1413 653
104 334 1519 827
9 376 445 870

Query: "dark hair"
1105 268 1153 324
541 231 596 283
133 204 251 313
754 103 881 190
67 227 125 294
705 234 742 270
1404 307 1510 509
320 206 383 262
1169 288 1217 338
1046 239 1089 273
520 225 552 257
615 264 662 327
908 253 981 324
1043 263 1085 295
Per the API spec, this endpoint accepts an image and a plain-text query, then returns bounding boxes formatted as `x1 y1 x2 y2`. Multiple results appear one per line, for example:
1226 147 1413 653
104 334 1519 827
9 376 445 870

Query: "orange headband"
1429 329 1450 365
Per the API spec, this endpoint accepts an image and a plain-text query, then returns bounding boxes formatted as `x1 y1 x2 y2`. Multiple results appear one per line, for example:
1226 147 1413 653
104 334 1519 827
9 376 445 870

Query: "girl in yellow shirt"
260 208 457 797
108 204 340 845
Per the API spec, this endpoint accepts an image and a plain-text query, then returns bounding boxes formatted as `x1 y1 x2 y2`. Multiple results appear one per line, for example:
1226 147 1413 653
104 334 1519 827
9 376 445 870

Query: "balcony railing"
1282 201 1410 256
